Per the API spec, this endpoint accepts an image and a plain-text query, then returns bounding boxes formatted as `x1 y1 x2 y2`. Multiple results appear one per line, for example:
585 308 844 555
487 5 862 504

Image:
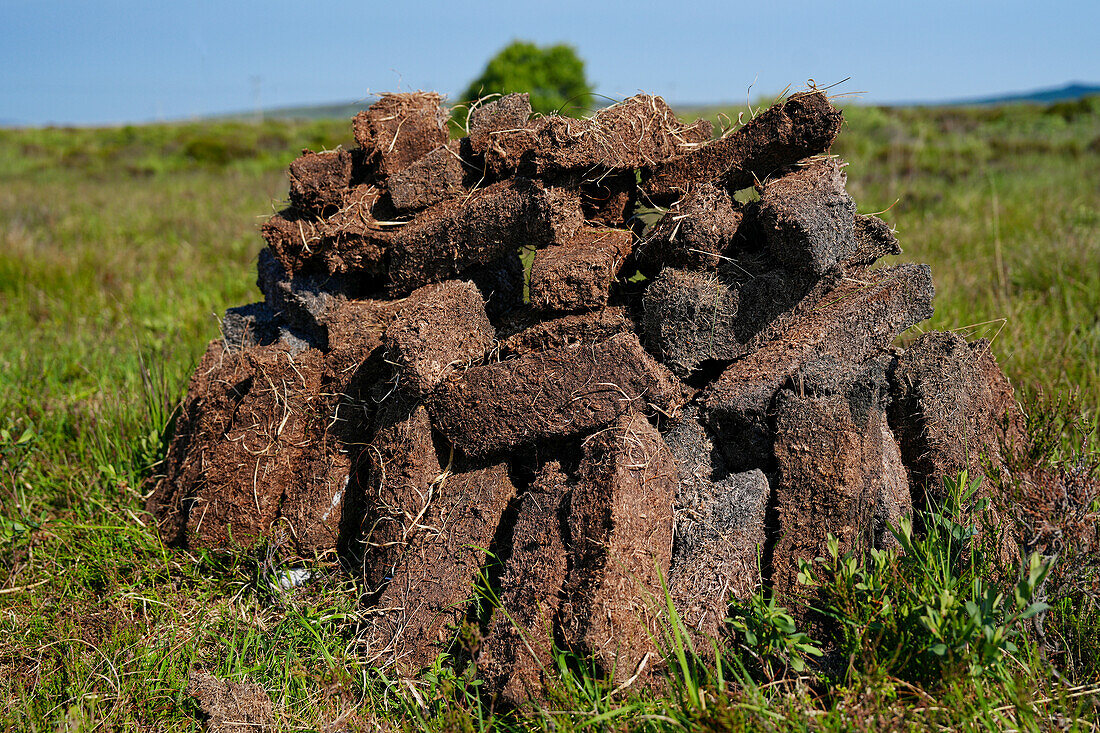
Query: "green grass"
0 98 1098 729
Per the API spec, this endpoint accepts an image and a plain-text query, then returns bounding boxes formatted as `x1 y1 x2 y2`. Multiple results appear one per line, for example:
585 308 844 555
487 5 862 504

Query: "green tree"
460 41 594 117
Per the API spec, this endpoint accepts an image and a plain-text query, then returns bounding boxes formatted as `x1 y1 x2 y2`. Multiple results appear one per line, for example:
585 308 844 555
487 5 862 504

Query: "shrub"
796 473 1050 685
460 41 594 117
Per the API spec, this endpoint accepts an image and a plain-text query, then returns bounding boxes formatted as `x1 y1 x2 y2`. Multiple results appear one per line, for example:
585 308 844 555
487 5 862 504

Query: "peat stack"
148 89 1025 699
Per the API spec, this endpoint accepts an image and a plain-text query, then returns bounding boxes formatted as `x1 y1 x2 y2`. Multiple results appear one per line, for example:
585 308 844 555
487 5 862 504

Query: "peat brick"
560 413 676 683
426 332 686 457
641 268 742 378
770 358 908 603
353 92 450 178
387 178 584 295
529 227 633 312
365 462 517 672
386 141 467 212
261 185 391 278
758 158 858 277
467 93 532 157
888 331 1027 501
481 461 571 703
486 94 712 178
498 307 633 357
383 280 494 393
644 91 843 201
147 342 350 556
288 149 353 214
636 183 745 273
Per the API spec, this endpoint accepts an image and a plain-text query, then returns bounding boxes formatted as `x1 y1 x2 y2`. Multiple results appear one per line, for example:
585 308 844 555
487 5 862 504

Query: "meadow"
0 97 1097 730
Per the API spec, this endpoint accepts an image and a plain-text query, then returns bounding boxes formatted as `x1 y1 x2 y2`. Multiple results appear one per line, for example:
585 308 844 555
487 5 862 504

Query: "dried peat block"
187 672 274 733
426 332 686 457
365 462 517 671
758 158 859 277
467 92 532 156
387 178 584 295
702 264 934 470
529 227 633 312
183 296 399 554
383 280 494 393
221 302 279 352
353 92 449 177
485 94 712 178
851 214 902 267
359 396 443 592
256 248 356 348
387 141 467 212
642 268 742 378
641 258 847 380
644 90 843 200
288 149 353 213
636 183 745 272
498 307 634 357
261 185 391 278
481 461 571 703
664 409 767 639
888 331 1027 500
560 413 676 683
875 412 913 551
147 342 351 555
770 359 910 602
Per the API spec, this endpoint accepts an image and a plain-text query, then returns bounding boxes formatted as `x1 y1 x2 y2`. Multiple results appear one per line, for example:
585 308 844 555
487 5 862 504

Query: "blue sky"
2 0 1097 125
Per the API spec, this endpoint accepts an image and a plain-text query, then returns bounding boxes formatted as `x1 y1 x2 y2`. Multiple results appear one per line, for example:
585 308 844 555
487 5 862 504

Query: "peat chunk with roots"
641 268 743 378
497 307 634 358
386 141 468 213
664 407 768 639
426 332 686 458
386 178 584 295
485 94 712 178
529 227 633 312
288 149 353 214
480 461 571 704
261 185 392 279
358 395 443 593
147 342 353 556
353 92 450 178
466 93 533 157
383 279 495 393
186 672 274 733
643 90 843 201
851 213 902 267
256 248 359 349
758 158 858 278
888 330 1027 502
635 183 746 273
581 171 638 227
363 462 517 673
769 357 909 607
559 413 676 684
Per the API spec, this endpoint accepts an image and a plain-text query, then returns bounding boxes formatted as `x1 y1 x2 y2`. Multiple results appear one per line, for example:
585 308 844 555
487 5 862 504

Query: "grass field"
0 97 1098 730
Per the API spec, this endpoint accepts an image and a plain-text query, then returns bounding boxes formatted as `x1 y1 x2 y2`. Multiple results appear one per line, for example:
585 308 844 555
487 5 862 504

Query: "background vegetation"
0 95 1097 730
459 41 594 117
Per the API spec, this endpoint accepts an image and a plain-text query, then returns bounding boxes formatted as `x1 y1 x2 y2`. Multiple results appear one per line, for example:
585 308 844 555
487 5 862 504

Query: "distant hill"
251 102 368 121
934 82 1100 107
186 81 1100 123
